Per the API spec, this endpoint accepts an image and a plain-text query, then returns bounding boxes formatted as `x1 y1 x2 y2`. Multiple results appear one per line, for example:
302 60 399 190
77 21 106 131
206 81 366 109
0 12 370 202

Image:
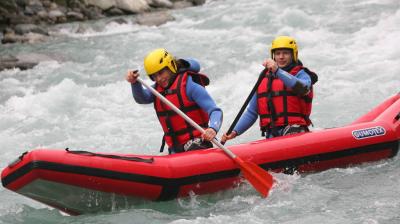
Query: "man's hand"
202 128 217 141
221 131 238 143
262 59 278 73
126 70 139 83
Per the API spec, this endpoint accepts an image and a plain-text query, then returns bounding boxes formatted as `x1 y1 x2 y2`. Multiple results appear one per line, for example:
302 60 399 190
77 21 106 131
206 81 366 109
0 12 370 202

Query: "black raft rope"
65 148 154 163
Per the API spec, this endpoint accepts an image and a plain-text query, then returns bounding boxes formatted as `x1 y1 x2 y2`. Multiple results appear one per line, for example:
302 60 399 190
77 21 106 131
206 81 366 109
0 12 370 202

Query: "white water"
0 0 399 223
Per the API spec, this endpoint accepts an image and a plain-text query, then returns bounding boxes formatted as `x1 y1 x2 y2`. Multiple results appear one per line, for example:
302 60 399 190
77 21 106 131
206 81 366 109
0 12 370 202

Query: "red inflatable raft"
2 93 400 215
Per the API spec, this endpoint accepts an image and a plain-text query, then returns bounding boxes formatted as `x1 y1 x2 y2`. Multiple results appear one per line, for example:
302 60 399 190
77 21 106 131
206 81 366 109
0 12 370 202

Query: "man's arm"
232 93 258 135
186 77 223 132
276 68 312 95
131 83 154 104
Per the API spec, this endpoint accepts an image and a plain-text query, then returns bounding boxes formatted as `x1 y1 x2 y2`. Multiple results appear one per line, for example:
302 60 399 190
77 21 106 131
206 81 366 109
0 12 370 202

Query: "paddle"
221 68 268 145
136 76 273 197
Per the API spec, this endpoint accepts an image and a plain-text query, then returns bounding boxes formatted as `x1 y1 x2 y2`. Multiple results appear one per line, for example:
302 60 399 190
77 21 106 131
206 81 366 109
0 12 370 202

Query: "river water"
0 0 399 223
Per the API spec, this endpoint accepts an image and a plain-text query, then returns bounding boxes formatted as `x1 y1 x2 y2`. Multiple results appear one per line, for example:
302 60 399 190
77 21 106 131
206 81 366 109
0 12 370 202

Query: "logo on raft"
352 126 386 140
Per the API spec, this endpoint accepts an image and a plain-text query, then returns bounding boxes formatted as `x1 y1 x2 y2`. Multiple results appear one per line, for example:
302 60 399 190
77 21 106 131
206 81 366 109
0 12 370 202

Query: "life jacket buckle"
282 124 309 136
183 138 203 151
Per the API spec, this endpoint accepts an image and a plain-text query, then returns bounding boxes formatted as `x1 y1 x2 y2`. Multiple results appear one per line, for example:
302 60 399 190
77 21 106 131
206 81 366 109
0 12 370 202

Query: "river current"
0 0 399 223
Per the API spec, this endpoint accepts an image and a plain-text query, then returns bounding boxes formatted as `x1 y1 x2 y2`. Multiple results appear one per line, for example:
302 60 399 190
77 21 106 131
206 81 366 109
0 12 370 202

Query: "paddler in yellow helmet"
222 36 318 142
126 48 223 154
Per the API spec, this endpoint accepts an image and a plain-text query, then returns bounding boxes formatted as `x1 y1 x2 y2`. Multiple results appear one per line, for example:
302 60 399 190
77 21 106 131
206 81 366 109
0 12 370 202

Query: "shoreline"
0 0 206 71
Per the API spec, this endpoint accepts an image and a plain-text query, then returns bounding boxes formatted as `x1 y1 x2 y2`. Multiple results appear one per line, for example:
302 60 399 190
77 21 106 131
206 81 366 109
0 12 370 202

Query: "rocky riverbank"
0 0 206 71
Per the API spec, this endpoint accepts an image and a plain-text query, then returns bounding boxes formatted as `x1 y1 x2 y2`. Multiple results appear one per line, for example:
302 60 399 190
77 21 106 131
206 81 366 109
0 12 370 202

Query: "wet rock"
14 23 48 35
7 14 34 25
22 32 48 43
0 1 19 14
41 0 51 8
2 29 23 43
0 0 207 45
0 55 18 63
136 11 174 26
75 22 103 33
0 53 54 71
67 0 85 9
36 10 48 19
0 61 37 71
0 55 33 71
81 6 104 20
48 9 67 23
66 11 84 21
16 0 28 8
53 0 67 7
104 7 125 16
108 17 128 25
85 0 115 11
0 6 8 15
172 1 193 9
26 0 44 14
23 6 35 15
48 9 64 19
149 0 173 9
115 0 149 14
48 2 59 10
2 28 47 44
190 0 206 6
16 53 53 63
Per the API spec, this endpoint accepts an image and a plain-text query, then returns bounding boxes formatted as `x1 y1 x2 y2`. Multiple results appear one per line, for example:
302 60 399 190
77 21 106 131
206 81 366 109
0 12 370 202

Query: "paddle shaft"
136 77 237 158
221 68 268 144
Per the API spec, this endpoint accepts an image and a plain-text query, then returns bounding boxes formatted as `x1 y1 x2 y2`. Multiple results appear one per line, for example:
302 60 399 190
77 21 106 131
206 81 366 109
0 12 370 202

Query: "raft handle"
8 151 28 168
395 112 400 121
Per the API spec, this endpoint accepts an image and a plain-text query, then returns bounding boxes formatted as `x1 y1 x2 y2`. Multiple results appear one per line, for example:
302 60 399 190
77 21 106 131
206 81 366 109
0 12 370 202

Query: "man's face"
152 68 172 88
274 49 293 68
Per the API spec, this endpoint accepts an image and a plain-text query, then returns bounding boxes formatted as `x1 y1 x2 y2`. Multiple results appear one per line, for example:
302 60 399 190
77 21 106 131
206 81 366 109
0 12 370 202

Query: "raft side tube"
226 120 399 173
351 93 400 125
374 95 400 124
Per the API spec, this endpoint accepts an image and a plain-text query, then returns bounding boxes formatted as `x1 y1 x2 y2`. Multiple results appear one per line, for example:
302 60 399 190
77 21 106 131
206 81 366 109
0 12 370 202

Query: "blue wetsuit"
233 68 312 137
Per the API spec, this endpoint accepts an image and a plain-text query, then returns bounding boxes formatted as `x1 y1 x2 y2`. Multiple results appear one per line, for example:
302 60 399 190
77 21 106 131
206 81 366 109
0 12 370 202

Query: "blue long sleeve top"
130 75 223 132
233 68 312 135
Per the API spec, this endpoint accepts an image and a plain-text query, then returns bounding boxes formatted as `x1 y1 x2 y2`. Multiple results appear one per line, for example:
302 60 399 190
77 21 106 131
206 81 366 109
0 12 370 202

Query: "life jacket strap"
159 134 166 153
164 123 208 136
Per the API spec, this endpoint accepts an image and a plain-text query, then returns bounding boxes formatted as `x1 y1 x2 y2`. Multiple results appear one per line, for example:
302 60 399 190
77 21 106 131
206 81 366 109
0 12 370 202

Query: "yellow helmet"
144 48 177 77
270 36 298 62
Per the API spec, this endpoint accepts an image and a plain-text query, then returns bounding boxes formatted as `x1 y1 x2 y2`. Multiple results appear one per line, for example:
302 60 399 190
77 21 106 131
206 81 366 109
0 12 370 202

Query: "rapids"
0 0 399 223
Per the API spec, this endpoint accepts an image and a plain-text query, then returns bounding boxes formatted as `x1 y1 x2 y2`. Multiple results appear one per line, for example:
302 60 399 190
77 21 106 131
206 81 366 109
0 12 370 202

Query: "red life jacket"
154 71 209 148
257 65 314 131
